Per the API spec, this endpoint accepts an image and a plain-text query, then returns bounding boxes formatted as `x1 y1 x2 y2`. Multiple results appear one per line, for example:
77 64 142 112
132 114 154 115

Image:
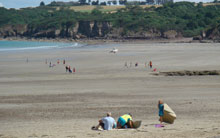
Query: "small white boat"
110 48 118 53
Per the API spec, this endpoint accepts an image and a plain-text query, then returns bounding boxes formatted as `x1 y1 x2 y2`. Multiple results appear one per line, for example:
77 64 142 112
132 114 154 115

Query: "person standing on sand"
125 62 128 68
65 66 69 72
93 112 116 130
149 61 152 69
158 100 164 125
117 113 133 129
68 66 72 73
63 59 65 64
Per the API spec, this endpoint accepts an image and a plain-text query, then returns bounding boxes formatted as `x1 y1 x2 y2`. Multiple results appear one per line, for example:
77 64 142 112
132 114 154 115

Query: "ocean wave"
0 42 82 52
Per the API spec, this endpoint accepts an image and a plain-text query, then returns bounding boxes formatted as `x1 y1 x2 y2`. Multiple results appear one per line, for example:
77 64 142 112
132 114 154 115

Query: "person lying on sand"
117 113 133 129
92 112 116 131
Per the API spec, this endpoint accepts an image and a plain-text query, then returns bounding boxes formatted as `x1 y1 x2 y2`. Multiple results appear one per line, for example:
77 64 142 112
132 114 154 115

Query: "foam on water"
0 40 82 52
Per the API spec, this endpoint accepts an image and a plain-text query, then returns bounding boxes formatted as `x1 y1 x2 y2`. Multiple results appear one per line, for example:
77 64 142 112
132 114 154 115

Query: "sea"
0 40 82 52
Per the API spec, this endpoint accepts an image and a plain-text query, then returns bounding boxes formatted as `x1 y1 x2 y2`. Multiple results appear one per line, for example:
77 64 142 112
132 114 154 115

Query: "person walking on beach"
125 62 128 68
149 61 152 69
93 112 116 130
117 113 133 129
68 66 72 73
130 62 132 67
158 100 164 125
65 66 69 72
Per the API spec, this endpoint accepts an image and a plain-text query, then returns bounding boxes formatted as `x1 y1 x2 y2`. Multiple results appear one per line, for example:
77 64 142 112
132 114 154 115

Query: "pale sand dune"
0 43 220 138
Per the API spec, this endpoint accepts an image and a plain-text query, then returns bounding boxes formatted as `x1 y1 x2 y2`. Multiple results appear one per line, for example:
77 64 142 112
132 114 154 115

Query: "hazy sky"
0 0 214 9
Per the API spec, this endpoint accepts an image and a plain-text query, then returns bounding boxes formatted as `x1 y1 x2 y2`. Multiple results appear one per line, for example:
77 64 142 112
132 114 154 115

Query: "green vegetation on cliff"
0 2 220 38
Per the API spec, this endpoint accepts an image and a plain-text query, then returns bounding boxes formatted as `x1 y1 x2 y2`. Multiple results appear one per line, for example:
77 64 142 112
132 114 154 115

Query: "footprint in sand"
66 136 76 138
137 130 148 133
41 135 49 138
87 133 97 137
28 134 38 138
163 128 178 131
0 135 17 138
195 128 204 130
211 136 220 138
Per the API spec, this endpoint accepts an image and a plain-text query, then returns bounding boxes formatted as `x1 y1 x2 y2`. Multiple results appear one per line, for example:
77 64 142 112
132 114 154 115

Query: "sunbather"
117 113 133 129
93 112 116 130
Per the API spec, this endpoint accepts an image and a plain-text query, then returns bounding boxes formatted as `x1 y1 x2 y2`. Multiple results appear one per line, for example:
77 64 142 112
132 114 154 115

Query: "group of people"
124 61 153 68
46 59 76 73
93 100 165 131
65 65 76 73
46 59 65 68
92 113 133 131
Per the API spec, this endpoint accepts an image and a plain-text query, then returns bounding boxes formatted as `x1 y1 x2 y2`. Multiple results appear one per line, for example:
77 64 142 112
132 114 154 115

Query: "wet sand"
0 43 220 138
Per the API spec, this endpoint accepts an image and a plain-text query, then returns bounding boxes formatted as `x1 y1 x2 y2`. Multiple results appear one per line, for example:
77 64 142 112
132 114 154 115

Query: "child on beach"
130 62 132 67
158 100 164 125
65 66 69 72
149 61 152 69
124 62 128 68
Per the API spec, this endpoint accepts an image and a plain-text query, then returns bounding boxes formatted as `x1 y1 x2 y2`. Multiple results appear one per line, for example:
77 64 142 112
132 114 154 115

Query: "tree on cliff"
79 0 88 5
0 2 220 39
92 0 99 5
40 1 45 6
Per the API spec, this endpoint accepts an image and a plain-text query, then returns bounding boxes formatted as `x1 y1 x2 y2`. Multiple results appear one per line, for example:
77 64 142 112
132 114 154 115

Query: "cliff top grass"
51 3 220 13
55 5 161 13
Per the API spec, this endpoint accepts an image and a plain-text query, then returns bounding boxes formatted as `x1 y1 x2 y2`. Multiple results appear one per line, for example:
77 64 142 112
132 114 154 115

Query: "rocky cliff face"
0 21 181 40
0 21 112 39
0 25 28 37
206 24 220 41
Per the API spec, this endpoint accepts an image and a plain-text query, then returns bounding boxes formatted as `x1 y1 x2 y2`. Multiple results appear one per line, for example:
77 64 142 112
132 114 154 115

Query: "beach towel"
155 124 164 128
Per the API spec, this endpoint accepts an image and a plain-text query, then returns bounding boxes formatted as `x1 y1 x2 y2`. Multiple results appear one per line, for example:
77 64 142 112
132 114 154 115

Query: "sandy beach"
0 42 220 138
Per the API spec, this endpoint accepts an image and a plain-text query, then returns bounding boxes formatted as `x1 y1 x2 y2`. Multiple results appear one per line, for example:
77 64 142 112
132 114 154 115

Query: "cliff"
0 21 182 40
205 24 220 42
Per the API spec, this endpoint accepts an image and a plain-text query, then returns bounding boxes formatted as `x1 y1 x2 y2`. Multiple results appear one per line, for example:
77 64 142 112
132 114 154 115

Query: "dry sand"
0 42 220 138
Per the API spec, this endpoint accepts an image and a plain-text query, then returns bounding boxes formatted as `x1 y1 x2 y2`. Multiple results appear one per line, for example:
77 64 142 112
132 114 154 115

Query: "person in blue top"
158 100 164 125
93 112 116 130
117 113 133 129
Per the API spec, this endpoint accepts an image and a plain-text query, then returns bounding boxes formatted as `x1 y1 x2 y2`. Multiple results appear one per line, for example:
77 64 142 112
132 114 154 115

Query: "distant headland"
0 2 220 42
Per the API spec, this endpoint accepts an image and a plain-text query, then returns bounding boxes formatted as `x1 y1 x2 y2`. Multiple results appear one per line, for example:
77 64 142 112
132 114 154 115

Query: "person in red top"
149 61 152 69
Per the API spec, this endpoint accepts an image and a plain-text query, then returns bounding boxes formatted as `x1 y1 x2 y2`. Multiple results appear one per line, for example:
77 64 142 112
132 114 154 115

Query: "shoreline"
0 42 220 138
1 36 217 44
